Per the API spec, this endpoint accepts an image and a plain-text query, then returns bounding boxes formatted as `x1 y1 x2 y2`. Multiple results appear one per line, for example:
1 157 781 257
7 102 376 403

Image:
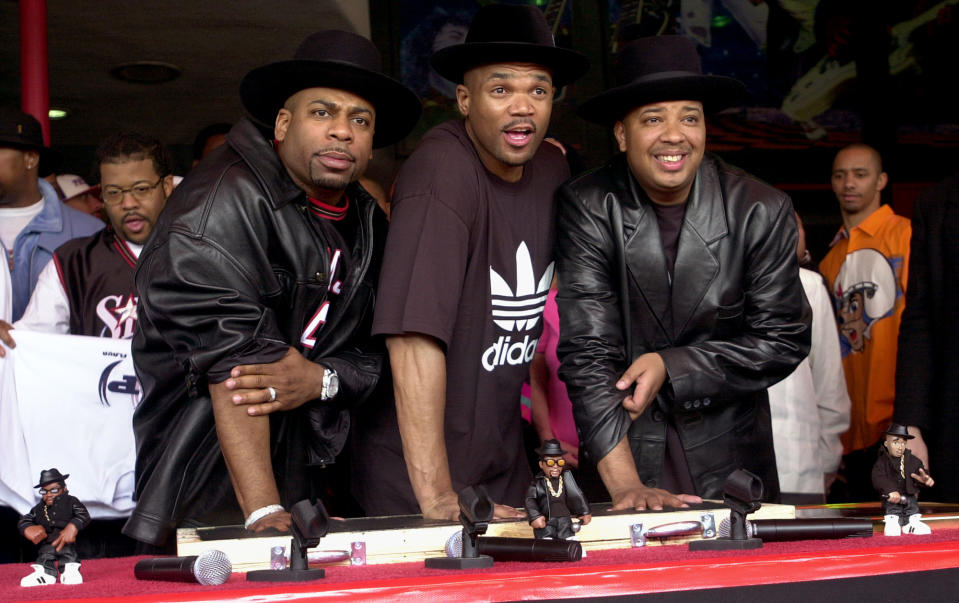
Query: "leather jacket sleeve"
68 496 91 531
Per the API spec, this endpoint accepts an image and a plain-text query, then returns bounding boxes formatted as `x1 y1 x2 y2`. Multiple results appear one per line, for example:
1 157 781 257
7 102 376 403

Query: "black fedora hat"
883 423 915 440
0 106 61 176
577 35 745 125
535 439 568 458
240 30 421 148
430 4 588 88
34 468 69 488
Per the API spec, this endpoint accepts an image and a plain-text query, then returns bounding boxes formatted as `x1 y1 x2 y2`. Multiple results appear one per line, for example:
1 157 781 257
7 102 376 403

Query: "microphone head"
446 530 463 558
717 517 752 538
193 550 232 585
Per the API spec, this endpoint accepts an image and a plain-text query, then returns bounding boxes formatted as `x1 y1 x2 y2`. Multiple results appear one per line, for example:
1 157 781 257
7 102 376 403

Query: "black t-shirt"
368 119 570 509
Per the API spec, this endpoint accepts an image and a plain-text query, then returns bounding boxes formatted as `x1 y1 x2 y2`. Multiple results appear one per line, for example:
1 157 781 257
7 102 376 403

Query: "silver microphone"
134 549 233 585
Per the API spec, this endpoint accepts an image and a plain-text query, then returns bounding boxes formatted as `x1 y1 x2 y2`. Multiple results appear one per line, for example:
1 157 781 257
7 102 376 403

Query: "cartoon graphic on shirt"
832 248 903 356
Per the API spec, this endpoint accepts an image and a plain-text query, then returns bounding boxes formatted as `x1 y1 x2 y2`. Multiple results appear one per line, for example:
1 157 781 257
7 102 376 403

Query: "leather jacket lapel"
670 159 726 338
621 166 671 340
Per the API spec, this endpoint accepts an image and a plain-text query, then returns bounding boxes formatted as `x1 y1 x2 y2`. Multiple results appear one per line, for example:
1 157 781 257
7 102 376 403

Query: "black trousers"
36 542 78 576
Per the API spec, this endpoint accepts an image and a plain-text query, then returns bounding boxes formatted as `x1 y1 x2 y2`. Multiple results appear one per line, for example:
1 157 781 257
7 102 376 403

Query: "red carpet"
3 528 959 602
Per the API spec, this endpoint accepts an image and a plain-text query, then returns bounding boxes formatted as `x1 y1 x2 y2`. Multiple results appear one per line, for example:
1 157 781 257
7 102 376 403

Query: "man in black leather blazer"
556 36 810 512
123 31 421 547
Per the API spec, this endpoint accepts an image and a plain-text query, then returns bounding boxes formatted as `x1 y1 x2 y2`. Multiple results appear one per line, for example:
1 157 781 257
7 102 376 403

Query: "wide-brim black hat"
34 468 69 488
883 423 915 440
536 439 568 458
577 35 746 125
240 30 421 148
430 4 588 89
0 107 62 176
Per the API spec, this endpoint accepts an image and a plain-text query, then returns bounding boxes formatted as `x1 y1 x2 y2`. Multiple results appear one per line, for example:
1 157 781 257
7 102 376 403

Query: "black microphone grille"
194 549 232 585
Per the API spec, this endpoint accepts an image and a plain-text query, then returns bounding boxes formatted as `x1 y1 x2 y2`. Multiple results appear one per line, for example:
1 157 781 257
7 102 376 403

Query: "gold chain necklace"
545 475 563 497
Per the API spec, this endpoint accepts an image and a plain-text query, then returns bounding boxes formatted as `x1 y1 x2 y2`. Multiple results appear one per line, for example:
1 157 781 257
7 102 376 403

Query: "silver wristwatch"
320 367 339 400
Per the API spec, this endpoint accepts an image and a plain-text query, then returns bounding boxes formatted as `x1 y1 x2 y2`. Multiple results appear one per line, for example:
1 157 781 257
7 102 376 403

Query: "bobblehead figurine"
525 439 592 540
18 469 90 586
872 424 935 536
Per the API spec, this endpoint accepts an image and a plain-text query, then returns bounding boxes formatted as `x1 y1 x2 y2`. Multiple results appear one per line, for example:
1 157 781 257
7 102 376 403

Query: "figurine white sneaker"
60 562 83 585
20 564 56 587
883 515 902 537
904 514 931 535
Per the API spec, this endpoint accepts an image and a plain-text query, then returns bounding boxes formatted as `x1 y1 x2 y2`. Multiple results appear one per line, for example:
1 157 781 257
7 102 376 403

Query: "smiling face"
614 100 706 206
839 290 867 352
40 482 64 506
275 87 375 205
99 157 172 245
457 62 554 182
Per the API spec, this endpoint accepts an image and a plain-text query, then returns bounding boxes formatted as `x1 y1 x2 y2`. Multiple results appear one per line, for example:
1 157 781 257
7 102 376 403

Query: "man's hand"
609 485 701 511
906 427 930 471
420 490 524 521
887 491 902 504
578 513 592 526
248 510 292 533
225 348 324 416
530 516 547 529
23 525 46 544
0 320 16 358
616 353 666 420
51 523 78 552
912 467 935 488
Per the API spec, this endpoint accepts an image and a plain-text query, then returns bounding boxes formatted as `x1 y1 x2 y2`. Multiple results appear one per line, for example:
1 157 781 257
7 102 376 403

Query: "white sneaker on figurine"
20 564 56 587
883 515 902 537
60 562 83 585
904 514 931 535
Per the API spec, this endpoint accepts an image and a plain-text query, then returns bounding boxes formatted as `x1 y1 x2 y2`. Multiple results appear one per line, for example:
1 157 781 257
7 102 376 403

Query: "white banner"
0 330 139 518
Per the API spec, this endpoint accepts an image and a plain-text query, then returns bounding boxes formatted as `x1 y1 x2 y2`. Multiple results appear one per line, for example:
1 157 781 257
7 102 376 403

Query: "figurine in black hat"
555 35 811 512
125 30 422 547
525 439 591 540
351 4 589 522
17 468 90 586
872 423 935 536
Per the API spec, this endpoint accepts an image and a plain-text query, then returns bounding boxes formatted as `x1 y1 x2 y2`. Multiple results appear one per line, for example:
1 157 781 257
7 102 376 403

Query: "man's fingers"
247 401 283 416
493 503 525 519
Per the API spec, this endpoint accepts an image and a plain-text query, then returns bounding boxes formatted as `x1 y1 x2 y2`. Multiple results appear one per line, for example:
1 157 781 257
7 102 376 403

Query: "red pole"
19 0 50 144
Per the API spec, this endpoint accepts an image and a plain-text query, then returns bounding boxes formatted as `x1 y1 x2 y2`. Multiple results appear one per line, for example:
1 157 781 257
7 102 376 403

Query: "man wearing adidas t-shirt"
124 31 421 548
352 5 588 520
0 132 172 350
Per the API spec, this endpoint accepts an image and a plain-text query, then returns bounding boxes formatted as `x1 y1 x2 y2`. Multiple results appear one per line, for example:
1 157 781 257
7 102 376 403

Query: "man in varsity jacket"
0 132 172 348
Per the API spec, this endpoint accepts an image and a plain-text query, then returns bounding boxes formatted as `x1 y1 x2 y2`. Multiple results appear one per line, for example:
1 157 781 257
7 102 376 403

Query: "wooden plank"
177 501 797 571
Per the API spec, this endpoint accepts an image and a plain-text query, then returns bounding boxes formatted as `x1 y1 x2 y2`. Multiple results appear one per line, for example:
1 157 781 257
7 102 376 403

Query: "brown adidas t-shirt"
368 119 569 509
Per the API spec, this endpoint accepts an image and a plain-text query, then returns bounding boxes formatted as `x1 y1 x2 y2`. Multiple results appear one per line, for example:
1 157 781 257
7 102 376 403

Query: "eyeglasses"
543 459 566 467
101 177 164 205
39 487 61 495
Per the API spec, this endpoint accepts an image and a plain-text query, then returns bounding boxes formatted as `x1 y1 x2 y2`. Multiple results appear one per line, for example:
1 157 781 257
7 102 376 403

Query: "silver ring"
267 386 277 402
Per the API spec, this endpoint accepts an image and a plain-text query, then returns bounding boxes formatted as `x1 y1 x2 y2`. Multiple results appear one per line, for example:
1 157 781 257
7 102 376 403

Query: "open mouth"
503 124 535 147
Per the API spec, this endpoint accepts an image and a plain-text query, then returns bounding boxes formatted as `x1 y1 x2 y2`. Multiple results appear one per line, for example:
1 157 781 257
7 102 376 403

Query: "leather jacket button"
683 401 692 410
703 398 711 407
652 410 664 422
693 399 701 409
315 272 326 283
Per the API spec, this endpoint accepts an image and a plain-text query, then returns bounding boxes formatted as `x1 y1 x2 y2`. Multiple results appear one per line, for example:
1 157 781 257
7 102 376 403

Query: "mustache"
502 119 537 133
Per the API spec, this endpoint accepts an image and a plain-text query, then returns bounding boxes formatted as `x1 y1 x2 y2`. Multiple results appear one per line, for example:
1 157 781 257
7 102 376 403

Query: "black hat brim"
431 42 589 89
240 60 422 148
35 473 69 488
577 73 746 125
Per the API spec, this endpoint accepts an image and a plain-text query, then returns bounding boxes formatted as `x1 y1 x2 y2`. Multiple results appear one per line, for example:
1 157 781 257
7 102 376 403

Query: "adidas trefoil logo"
482 242 553 372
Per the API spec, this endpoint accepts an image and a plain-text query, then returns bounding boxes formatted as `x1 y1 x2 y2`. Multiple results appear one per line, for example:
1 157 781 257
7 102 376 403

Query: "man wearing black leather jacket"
556 36 810 512
123 31 420 547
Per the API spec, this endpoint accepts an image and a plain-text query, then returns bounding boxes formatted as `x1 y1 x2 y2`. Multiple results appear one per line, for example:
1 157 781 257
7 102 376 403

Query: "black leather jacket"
124 119 386 546
525 471 590 523
556 154 811 501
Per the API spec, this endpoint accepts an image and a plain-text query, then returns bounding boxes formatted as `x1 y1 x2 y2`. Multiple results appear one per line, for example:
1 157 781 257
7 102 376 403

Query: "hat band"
616 69 706 87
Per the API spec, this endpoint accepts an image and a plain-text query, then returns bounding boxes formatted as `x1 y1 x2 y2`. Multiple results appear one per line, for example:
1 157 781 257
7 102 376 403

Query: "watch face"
328 372 339 397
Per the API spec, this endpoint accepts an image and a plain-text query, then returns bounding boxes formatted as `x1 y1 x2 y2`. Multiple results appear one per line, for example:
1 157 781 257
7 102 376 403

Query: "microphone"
446 532 582 562
718 518 873 542
134 550 232 585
